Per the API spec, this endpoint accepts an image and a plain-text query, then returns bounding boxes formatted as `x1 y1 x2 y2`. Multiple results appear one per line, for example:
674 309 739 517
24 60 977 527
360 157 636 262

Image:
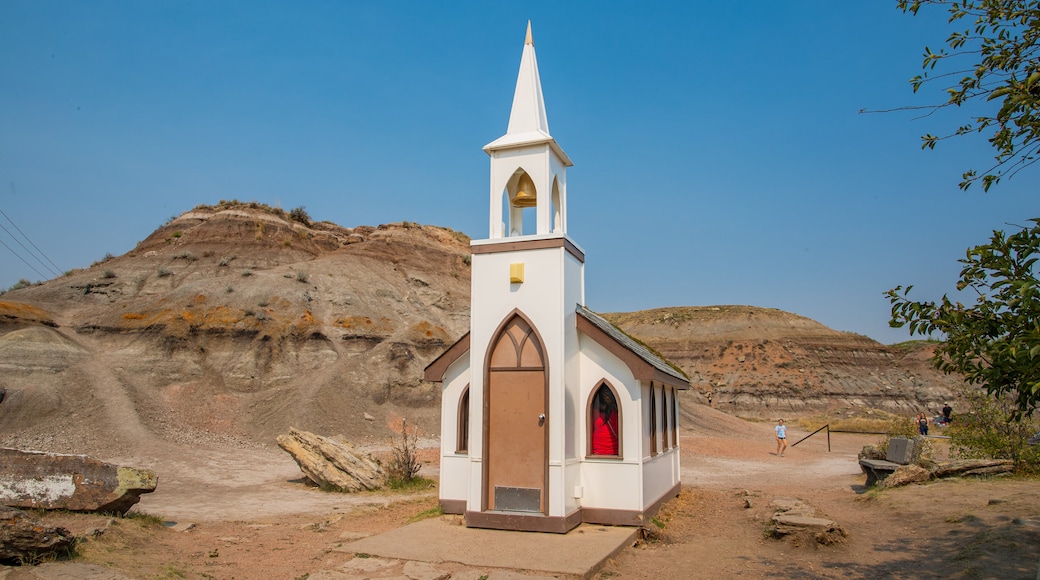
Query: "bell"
512 173 538 208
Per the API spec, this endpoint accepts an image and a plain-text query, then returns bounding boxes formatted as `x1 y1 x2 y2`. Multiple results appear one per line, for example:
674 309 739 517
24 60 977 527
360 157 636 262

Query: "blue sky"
0 1 1034 344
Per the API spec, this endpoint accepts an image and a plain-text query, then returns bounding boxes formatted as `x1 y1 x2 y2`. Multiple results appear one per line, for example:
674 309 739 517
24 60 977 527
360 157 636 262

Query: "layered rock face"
603 306 961 419
0 204 472 456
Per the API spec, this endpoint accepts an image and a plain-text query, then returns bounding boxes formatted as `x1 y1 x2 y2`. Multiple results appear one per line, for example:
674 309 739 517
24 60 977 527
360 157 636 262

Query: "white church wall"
580 461 643 511
438 353 471 506
574 336 648 510
641 449 678 510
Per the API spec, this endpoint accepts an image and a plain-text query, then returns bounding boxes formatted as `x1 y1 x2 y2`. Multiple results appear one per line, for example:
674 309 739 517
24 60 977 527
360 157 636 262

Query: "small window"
456 387 470 454
649 385 658 456
588 382 620 457
662 388 671 450
670 388 678 448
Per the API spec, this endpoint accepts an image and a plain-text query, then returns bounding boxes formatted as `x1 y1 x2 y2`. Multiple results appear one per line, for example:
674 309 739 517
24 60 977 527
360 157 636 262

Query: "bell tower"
483 21 573 239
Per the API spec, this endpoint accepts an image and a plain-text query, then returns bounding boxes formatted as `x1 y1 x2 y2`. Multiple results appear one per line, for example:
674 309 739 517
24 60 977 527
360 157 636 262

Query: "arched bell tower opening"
502 168 539 237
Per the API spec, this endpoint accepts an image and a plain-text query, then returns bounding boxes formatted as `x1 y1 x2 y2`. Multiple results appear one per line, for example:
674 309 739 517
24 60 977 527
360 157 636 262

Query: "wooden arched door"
484 314 547 513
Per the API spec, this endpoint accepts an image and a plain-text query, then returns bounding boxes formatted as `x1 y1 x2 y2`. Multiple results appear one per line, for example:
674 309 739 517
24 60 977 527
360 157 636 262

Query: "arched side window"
587 381 621 458
670 388 678 448
648 384 658 457
663 387 671 450
456 386 470 454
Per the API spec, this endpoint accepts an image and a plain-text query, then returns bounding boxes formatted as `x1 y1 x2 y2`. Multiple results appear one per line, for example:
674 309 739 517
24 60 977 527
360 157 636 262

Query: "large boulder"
0 505 75 565
0 448 157 515
277 428 384 492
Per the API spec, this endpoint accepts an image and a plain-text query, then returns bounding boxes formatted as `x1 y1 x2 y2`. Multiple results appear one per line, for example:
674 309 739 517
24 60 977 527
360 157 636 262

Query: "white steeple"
483 21 572 240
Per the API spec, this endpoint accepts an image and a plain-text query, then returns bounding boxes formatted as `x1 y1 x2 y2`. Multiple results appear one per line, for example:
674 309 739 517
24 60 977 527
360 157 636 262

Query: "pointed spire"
505 21 549 136
484 21 571 167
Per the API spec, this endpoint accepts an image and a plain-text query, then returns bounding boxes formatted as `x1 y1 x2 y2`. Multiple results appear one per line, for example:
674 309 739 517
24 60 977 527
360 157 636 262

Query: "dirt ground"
6 411 1040 579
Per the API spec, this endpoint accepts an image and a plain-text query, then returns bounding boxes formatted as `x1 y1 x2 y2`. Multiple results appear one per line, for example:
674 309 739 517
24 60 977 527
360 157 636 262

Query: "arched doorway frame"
481 308 549 514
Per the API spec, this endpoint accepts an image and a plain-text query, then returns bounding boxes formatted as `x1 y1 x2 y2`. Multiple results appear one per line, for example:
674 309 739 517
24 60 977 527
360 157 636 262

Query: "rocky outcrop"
0 448 157 515
277 428 384 492
0 505 75 565
769 498 846 546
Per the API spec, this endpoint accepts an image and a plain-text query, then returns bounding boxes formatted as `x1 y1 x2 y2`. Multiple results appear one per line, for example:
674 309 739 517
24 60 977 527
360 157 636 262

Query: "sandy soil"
6 411 1040 579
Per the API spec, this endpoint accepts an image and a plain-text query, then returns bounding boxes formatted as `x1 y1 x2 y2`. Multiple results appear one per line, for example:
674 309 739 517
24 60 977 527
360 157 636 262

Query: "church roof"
424 307 690 389
576 305 690 389
483 21 572 166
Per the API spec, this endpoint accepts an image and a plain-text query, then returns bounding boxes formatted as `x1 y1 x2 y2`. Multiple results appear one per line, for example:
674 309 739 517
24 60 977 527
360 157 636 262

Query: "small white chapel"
424 22 690 534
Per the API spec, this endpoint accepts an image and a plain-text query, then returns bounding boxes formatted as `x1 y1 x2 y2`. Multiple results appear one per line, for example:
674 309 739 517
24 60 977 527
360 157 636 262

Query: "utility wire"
0 220 62 278
0 208 63 278
0 236 49 280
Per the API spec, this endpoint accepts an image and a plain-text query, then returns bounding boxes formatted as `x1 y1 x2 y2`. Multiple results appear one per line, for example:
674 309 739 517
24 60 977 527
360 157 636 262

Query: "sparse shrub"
7 279 32 292
157 269 173 278
385 419 422 485
102 269 116 279
289 206 311 226
462 254 472 266
202 250 214 258
241 269 253 277
173 251 197 261
255 310 269 321
172 231 182 238
219 255 237 267
226 285 233 293
949 385 1040 472
258 298 269 307
296 271 309 283
91 253 115 267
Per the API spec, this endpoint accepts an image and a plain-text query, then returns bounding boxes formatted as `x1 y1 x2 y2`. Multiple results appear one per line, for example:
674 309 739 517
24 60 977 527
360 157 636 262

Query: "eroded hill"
602 306 960 420
0 203 471 456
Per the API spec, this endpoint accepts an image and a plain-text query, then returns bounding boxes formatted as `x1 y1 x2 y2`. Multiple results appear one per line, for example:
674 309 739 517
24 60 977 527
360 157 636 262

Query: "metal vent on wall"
494 486 541 512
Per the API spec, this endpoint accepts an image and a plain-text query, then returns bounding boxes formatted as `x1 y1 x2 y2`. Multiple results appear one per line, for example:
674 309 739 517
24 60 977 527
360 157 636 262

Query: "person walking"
775 418 787 457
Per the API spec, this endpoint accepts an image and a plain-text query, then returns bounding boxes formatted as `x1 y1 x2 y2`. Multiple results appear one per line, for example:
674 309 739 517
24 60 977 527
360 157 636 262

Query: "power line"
0 208 63 278
0 235 49 281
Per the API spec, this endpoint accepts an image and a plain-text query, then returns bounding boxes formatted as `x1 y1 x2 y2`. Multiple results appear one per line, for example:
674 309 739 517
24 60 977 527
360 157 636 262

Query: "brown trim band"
440 499 466 515
576 316 689 390
581 481 681 527
644 481 682 520
424 333 470 382
465 509 583 534
581 507 644 527
471 237 585 263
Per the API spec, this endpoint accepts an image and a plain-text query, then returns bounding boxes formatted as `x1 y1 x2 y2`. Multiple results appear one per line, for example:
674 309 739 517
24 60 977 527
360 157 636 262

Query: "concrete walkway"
339 516 638 579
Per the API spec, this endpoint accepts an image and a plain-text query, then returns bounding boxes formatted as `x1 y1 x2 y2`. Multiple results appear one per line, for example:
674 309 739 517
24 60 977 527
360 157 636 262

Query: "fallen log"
931 459 1014 479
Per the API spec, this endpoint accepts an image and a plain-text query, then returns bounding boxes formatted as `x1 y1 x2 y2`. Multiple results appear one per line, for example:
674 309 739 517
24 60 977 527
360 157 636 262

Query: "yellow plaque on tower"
509 262 524 283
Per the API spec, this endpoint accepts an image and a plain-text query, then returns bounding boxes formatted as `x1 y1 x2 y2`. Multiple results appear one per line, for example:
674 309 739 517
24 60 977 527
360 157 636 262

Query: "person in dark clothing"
917 412 929 436
942 403 953 424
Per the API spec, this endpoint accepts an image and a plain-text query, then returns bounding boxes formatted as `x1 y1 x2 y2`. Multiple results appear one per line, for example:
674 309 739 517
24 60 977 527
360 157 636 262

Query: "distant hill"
0 202 960 459
602 306 959 420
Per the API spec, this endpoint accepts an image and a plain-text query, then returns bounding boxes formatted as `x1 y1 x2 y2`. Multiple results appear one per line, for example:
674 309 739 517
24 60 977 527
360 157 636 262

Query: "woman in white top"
775 419 787 457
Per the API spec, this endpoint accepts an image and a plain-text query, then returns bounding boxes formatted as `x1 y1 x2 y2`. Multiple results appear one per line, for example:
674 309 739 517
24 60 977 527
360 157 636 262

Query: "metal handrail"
790 423 830 452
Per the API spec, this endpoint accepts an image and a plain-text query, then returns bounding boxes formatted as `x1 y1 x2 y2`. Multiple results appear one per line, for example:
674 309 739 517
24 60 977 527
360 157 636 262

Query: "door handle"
538 413 546 426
